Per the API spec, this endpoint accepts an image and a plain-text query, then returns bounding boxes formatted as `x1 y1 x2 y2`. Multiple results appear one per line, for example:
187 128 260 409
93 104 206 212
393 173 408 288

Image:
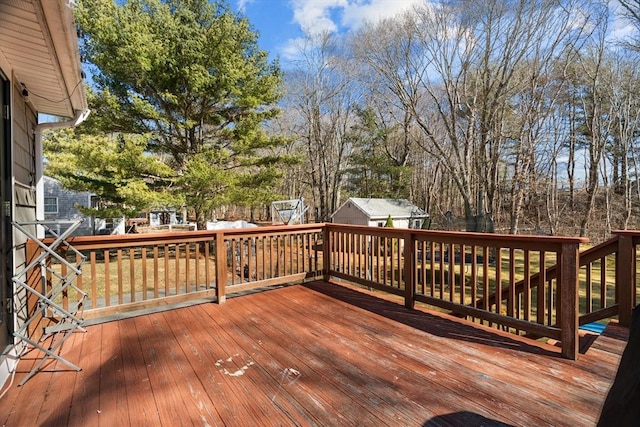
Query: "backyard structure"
271 198 308 225
332 197 429 229
148 207 179 228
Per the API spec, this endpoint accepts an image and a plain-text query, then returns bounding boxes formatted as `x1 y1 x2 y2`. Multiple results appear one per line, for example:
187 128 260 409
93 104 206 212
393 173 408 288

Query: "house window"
44 197 58 214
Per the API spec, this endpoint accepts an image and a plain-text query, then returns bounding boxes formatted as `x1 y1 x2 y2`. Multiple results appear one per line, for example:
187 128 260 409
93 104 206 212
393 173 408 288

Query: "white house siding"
11 81 37 187
368 218 411 229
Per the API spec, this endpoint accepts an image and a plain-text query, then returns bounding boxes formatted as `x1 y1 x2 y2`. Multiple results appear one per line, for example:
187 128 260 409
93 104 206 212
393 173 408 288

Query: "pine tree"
75 0 286 229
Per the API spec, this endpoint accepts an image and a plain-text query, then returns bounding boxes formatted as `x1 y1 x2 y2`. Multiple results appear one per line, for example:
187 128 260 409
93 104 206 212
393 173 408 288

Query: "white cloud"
236 0 255 13
290 0 424 37
290 0 348 36
282 0 426 63
279 36 309 62
341 0 425 31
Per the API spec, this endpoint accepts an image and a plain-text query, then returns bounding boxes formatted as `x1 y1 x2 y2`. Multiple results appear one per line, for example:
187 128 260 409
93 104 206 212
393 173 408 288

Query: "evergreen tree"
44 128 179 219
345 107 411 199
75 0 285 229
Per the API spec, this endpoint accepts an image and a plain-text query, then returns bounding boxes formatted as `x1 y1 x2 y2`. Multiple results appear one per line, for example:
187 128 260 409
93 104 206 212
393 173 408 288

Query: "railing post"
323 225 331 281
25 240 43 338
403 231 415 310
560 242 579 360
616 234 634 327
215 232 227 303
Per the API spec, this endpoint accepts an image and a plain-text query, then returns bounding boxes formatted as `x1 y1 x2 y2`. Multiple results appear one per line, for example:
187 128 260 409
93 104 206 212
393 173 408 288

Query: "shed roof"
338 198 428 220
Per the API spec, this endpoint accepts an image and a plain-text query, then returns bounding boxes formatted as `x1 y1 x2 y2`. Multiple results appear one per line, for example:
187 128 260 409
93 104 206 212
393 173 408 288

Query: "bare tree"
284 33 359 221
423 0 597 231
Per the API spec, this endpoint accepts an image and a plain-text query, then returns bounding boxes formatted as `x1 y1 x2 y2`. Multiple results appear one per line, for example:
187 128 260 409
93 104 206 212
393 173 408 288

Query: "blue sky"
232 0 426 62
233 0 637 66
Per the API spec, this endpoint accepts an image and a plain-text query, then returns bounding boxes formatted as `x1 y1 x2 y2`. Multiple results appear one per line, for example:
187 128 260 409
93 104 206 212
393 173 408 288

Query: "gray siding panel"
43 177 93 235
11 91 37 275
12 81 36 187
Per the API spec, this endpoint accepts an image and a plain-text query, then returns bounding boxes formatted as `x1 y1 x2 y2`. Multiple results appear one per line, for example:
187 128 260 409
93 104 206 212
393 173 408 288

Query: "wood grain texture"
0 281 625 427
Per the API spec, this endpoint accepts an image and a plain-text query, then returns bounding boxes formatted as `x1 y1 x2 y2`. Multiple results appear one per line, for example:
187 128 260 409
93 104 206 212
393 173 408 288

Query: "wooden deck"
0 280 626 426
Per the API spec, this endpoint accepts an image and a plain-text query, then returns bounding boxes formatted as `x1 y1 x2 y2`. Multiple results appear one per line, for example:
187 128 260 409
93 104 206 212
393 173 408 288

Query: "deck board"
136 311 205 425
66 323 102 427
117 317 162 427
225 291 405 425
0 280 626 427
36 328 85 426
258 284 561 426
298 283 614 420
230 285 483 424
100 319 131 426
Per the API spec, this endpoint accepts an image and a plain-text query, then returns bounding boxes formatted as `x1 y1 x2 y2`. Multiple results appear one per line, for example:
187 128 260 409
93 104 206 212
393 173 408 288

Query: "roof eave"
0 0 87 118
37 0 87 116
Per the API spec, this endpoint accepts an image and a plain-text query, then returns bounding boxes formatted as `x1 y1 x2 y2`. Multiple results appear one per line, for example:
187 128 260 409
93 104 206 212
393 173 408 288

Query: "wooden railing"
578 231 640 327
448 233 638 330
34 224 324 320
27 223 640 360
324 224 587 359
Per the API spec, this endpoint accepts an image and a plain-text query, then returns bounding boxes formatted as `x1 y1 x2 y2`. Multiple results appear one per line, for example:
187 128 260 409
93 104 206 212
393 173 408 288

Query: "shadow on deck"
0 280 627 426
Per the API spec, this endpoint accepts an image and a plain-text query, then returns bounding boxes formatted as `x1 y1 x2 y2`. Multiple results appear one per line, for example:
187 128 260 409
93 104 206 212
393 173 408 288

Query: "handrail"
324 224 586 359
474 236 621 323
33 224 325 319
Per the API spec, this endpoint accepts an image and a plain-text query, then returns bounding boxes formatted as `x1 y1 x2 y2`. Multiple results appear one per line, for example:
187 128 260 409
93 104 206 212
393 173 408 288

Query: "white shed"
331 198 428 229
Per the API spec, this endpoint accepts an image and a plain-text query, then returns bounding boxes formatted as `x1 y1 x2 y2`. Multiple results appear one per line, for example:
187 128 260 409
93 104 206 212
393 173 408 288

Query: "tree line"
275 0 640 240
44 0 640 240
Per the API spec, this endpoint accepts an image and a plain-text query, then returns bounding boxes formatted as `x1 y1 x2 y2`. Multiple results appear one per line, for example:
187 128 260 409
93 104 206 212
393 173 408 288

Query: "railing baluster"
429 240 436 297
585 262 592 313
460 244 466 306
495 247 502 321
195 242 201 290
104 250 110 307
482 246 490 315
129 248 135 303
508 248 516 318
439 242 444 300
174 244 180 297
537 250 546 325
90 252 97 309
547 254 555 327
600 256 606 309
205 241 211 287
186 242 191 292
162 244 170 298
470 245 477 320
524 250 531 322
117 249 123 305
142 247 148 301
